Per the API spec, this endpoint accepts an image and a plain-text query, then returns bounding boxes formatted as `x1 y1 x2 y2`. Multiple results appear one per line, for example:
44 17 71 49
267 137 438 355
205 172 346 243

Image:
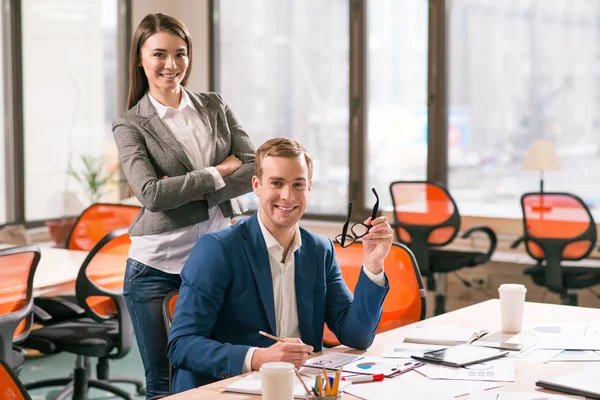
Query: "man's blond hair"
254 138 313 180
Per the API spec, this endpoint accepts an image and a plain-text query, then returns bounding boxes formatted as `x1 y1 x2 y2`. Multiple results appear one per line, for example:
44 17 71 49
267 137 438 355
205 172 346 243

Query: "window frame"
0 0 131 227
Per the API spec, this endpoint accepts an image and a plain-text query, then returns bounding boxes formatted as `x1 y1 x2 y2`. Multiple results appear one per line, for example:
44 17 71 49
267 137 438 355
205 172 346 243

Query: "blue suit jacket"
167 213 389 392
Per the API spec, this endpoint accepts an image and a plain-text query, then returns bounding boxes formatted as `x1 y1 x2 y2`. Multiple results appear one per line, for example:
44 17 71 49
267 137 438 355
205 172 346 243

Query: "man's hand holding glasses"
335 188 394 275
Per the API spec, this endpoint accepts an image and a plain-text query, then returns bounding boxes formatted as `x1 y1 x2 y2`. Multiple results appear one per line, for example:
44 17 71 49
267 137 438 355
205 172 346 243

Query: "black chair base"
24 356 145 400
434 293 446 316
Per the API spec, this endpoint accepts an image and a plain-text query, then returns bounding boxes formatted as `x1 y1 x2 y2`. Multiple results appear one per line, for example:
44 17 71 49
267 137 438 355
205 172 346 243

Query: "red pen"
341 373 385 384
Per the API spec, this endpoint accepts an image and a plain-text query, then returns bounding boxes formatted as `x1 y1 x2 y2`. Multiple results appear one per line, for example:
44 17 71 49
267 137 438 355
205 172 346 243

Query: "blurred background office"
2 0 600 231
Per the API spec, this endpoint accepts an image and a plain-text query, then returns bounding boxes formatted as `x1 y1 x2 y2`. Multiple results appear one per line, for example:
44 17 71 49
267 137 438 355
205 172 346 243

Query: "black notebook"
536 368 600 399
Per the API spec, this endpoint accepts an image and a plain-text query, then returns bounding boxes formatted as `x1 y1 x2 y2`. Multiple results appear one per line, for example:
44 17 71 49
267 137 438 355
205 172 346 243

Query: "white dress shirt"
129 90 230 274
242 211 386 371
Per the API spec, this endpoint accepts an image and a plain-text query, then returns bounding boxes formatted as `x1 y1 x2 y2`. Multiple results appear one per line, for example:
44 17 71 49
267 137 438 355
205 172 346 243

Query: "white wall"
131 0 211 91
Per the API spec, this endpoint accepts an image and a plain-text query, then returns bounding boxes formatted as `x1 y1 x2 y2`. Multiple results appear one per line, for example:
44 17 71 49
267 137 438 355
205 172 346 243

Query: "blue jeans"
123 258 182 398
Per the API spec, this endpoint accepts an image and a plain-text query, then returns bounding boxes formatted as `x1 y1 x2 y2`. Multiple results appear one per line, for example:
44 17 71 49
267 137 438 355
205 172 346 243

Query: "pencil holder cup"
304 395 342 400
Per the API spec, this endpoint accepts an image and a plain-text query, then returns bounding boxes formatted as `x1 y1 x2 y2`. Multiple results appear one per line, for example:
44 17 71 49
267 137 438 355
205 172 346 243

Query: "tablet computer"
410 344 509 367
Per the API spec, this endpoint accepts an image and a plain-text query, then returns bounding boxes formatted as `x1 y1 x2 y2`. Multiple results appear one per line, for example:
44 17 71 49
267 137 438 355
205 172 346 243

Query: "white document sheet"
381 343 446 359
526 322 600 338
537 336 600 351
550 350 600 362
468 390 584 399
418 359 515 382
343 376 502 400
517 348 564 363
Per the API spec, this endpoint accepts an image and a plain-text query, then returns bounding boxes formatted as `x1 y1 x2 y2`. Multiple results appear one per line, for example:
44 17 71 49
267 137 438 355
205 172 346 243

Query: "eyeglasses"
335 188 379 248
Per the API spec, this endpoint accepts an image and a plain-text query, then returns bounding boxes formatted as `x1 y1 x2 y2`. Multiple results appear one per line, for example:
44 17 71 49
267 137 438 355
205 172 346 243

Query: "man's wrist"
250 348 264 371
364 261 384 275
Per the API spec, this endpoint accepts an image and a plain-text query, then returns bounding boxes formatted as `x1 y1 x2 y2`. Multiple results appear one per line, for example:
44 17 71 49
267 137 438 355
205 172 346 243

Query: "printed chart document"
535 367 600 399
418 359 515 382
468 391 584 399
381 343 446 359
340 356 406 377
403 326 489 346
344 376 502 400
224 373 350 398
527 322 600 350
550 350 600 362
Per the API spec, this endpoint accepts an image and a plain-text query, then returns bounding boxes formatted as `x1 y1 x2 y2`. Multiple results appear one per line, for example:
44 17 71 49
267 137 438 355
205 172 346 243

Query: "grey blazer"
112 89 255 236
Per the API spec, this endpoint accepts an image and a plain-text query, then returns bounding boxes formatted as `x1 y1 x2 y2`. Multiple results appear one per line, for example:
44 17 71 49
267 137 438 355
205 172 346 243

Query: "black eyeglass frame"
335 188 380 248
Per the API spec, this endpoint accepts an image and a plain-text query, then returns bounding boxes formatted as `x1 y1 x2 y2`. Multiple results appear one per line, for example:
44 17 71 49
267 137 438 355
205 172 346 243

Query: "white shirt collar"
257 210 302 253
148 88 197 118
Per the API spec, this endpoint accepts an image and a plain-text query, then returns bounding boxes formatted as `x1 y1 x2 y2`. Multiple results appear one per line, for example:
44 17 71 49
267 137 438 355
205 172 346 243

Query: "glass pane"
367 0 428 210
448 0 600 219
22 0 121 221
218 0 350 215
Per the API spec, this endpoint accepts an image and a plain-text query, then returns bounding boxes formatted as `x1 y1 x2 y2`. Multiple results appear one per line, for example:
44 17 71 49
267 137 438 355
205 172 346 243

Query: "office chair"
511 192 600 306
23 229 145 400
35 203 140 324
0 245 41 375
0 357 32 400
389 180 497 315
146 290 179 400
322 241 426 347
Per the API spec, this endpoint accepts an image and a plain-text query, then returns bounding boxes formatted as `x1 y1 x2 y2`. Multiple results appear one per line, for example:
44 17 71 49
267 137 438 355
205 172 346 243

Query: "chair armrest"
460 225 497 260
35 296 86 315
510 236 525 249
33 305 52 322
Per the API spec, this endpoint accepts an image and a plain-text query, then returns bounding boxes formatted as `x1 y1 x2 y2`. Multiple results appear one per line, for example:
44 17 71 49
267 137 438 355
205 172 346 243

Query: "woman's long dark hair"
126 13 193 110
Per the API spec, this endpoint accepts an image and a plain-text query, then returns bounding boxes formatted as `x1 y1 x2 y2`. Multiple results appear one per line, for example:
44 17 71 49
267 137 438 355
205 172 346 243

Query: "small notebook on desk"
403 326 489 346
535 368 600 399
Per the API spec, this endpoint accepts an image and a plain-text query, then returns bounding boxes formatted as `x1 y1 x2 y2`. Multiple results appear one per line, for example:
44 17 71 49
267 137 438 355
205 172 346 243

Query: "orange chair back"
0 247 40 342
80 233 131 318
389 181 459 245
66 203 140 251
322 242 425 346
0 358 30 399
521 193 596 260
163 291 178 332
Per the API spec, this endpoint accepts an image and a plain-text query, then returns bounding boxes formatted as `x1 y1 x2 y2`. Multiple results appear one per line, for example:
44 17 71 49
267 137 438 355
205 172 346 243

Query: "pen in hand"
258 330 315 355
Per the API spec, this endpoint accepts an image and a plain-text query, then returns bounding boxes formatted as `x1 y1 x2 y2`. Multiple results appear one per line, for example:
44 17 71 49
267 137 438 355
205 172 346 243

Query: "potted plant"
68 154 120 204
46 155 120 247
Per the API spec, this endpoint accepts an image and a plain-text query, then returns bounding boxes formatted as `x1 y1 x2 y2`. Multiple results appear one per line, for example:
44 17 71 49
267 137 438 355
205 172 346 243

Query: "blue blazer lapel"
294 231 318 345
241 214 276 335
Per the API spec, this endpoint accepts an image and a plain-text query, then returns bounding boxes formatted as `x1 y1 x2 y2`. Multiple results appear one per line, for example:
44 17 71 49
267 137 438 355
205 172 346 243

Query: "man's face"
252 155 312 234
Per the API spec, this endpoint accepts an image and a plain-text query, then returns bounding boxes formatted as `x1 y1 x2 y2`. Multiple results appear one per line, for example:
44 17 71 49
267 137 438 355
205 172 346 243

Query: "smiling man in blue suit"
167 138 394 392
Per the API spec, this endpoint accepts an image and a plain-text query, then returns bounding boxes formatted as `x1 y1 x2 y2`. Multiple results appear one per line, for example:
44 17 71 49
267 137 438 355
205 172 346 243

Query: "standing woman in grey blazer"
112 13 255 398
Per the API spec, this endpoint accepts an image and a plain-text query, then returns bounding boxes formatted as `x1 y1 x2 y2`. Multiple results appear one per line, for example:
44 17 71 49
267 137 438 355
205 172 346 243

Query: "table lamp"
522 139 561 193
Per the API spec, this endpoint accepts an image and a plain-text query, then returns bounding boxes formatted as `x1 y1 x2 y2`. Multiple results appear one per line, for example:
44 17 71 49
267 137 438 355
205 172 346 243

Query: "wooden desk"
1 245 124 297
166 300 600 399
32 247 89 296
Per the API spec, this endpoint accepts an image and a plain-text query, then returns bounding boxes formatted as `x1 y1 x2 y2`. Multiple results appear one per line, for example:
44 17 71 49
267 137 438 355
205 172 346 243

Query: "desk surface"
32 247 89 296
166 300 600 399
2 245 123 297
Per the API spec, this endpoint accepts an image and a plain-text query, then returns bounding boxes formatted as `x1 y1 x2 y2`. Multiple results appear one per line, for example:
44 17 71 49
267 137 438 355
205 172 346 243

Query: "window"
367 0 428 210
22 0 121 221
448 0 600 219
217 0 350 215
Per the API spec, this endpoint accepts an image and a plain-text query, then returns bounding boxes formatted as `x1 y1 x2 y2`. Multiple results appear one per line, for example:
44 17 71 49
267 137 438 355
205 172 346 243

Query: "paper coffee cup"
498 284 527 333
260 362 295 400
